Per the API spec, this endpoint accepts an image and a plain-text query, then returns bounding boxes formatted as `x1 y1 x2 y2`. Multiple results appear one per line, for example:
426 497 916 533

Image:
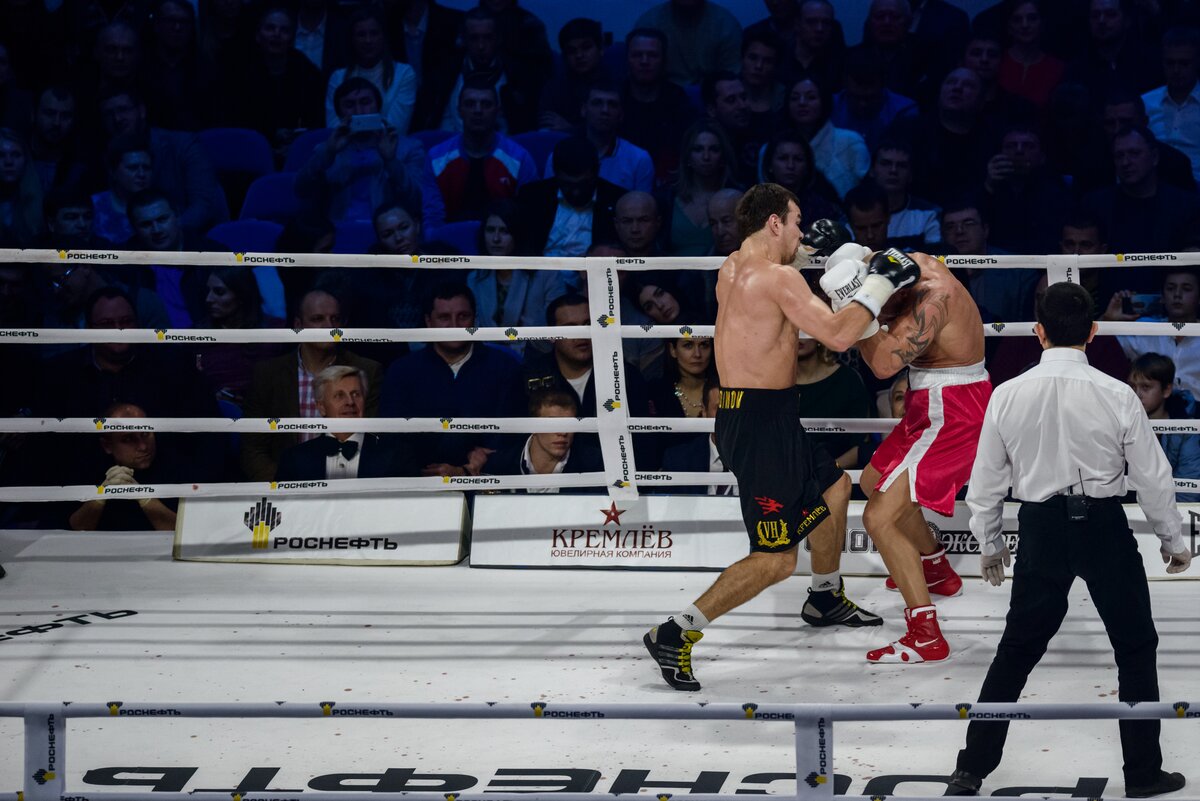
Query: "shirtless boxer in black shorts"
643 184 919 690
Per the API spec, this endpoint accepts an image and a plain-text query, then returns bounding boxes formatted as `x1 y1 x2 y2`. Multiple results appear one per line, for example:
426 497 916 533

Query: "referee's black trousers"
956 497 1163 786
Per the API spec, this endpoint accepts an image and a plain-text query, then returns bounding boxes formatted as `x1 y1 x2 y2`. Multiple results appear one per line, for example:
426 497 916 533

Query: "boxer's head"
735 182 803 263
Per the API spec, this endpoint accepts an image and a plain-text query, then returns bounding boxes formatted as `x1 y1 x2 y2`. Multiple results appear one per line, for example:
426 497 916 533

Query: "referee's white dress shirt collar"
1039 347 1087 365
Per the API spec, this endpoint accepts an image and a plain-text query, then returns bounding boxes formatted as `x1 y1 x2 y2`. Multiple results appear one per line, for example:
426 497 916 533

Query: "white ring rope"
6 248 1200 270
8 417 1200 435
9 473 1200 503
4 319 1200 344
8 247 1200 502
0 472 616 503
0 325 589 343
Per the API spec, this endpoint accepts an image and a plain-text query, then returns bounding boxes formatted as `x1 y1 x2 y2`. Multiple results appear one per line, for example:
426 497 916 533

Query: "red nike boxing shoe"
866 605 950 664
884 547 963 597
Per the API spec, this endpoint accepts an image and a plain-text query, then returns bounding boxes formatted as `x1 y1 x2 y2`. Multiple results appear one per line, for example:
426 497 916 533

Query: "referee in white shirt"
948 282 1192 798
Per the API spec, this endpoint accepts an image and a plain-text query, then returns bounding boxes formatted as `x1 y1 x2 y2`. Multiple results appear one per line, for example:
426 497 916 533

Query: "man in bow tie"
274 365 418 481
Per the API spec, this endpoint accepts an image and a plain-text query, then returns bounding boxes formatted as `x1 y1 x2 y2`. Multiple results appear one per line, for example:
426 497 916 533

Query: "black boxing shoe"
801 580 882 627
644 617 702 691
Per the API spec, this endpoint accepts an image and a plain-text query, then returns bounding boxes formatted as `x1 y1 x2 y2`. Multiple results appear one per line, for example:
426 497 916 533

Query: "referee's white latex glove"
980 546 1011 586
1161 546 1192 574
103 465 135 486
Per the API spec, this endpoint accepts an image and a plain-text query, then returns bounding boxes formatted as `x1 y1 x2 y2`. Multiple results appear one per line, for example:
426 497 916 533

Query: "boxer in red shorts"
823 250 990 664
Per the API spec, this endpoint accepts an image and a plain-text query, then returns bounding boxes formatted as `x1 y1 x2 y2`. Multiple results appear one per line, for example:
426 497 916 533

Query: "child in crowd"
1129 352 1200 502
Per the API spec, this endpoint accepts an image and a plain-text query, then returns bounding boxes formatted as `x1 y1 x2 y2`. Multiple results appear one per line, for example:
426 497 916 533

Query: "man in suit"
517 136 624 256
483 389 602 492
241 289 382 481
386 0 465 132
35 287 223 486
380 281 526 477
275 365 417 481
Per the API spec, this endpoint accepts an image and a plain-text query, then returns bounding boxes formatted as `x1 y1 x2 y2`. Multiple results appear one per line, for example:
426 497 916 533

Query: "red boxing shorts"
870 361 992 517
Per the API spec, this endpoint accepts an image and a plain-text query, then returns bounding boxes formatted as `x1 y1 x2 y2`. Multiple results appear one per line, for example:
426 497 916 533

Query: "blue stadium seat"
333 220 377 254
207 220 284 253
198 128 275 176
217 398 243 419
425 220 480 255
511 130 569 179
239 172 300 222
410 128 455 154
603 42 628 83
283 128 332 172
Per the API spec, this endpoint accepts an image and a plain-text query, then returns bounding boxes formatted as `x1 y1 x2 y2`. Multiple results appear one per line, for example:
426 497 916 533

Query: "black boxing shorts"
714 387 843 553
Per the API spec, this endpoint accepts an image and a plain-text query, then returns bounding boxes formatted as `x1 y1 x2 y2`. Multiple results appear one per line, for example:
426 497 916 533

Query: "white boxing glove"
818 259 866 311
823 242 871 274
818 258 879 339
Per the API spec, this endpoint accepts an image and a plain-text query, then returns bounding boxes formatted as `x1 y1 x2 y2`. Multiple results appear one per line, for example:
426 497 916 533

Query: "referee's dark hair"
1036 282 1094 347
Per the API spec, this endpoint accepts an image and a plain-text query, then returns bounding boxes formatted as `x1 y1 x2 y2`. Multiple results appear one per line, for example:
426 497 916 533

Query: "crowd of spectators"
3 0 1200 527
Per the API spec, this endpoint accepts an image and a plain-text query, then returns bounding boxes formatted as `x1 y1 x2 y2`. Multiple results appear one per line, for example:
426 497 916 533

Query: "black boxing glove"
805 218 851 256
852 248 920 317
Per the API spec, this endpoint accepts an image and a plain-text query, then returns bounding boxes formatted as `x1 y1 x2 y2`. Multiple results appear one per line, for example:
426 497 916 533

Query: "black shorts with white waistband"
714 387 844 553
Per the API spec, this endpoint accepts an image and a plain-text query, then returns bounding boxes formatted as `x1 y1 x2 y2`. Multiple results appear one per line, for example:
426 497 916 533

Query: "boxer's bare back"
860 253 984 375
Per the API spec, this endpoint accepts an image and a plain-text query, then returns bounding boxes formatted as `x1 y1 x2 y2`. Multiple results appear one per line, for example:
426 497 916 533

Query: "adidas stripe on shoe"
801 580 882 627
644 618 703 691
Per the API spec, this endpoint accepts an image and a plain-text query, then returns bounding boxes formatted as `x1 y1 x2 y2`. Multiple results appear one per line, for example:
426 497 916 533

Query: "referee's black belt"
1024 495 1122 510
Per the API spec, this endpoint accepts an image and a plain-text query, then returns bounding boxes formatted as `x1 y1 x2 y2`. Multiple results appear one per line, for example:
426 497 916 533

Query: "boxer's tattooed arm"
891 287 950 365
859 286 951 376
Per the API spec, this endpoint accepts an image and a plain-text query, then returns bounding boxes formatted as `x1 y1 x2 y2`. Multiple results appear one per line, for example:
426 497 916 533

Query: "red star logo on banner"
600 501 626 525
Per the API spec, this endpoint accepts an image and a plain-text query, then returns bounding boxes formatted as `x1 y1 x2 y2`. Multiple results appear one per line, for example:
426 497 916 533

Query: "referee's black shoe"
801 580 883 627
1127 771 1186 798
945 770 981 796
644 617 702 691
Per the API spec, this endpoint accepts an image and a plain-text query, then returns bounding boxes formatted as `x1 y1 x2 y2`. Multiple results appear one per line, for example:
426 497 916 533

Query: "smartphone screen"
349 113 384 133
